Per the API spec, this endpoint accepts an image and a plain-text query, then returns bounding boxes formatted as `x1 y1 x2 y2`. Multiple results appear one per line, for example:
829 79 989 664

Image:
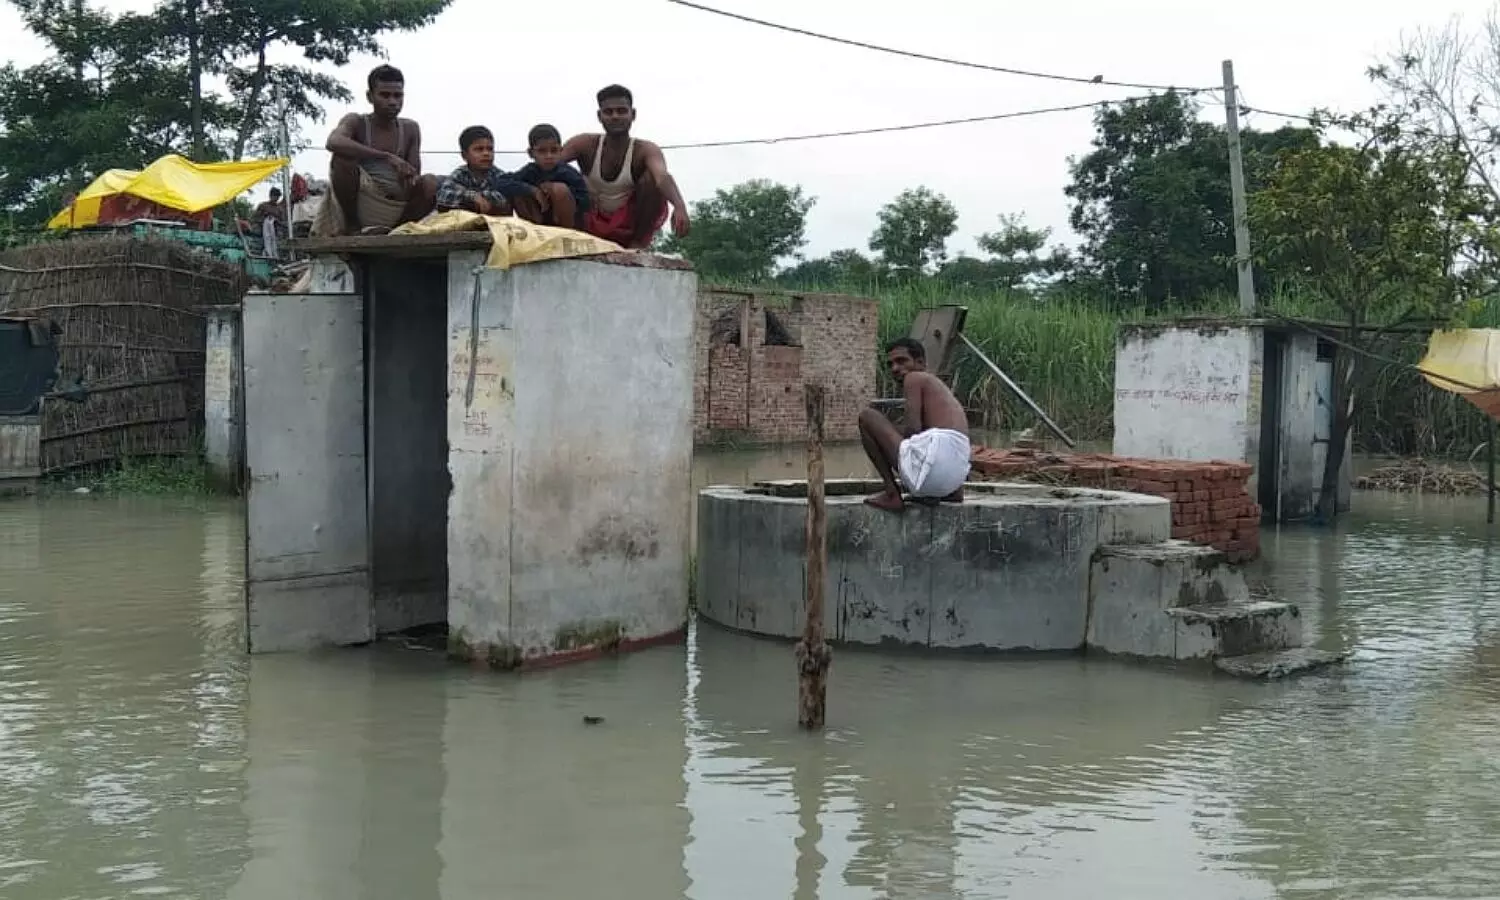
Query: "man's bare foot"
943 488 965 503
864 490 905 512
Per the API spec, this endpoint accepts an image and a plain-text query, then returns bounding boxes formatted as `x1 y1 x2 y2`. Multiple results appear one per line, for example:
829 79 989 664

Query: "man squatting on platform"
858 338 973 512
560 84 691 249
320 65 438 236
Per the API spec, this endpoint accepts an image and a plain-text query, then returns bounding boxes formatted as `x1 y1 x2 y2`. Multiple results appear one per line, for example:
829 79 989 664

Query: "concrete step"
1094 541 1251 607
1214 647 1350 680
1087 540 1254 659
1166 600 1302 660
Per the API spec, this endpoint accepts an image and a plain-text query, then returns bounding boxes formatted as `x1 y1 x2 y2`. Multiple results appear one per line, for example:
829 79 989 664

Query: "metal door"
1312 353 1334 488
242 292 371 652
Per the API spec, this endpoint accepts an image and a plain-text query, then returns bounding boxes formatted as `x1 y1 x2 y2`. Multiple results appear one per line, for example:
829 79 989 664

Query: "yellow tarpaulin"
1419 328 1500 422
1419 329 1500 395
391 208 622 270
48 154 288 230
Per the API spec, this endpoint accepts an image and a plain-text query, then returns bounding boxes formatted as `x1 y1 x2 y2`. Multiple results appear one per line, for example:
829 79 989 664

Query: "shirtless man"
319 64 437 235
560 84 690 249
859 338 972 512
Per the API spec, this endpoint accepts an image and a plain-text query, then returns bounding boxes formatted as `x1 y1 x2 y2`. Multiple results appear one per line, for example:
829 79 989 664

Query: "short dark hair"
458 125 493 151
527 123 561 147
886 337 926 361
268 187 282 198
368 64 404 90
597 84 633 107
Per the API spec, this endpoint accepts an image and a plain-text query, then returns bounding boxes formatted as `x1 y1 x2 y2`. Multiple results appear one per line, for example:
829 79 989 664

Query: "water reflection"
685 624 1270 898
0 495 248 900
1214 492 1500 898
3 459 1500 896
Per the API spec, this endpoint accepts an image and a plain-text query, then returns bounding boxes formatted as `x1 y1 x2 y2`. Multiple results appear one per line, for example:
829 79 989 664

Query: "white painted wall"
448 255 697 663
1113 325 1260 463
203 306 241 488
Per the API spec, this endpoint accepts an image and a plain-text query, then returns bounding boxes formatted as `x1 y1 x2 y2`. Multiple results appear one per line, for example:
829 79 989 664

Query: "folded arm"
436 175 505 214
325 113 388 162
557 166 592 213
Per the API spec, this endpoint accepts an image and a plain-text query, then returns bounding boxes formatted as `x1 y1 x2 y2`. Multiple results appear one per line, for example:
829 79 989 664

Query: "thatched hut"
0 236 248 472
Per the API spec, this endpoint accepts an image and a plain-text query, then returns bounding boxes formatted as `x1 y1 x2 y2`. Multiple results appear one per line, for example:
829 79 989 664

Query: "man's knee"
633 170 664 205
540 182 570 203
858 407 886 432
329 156 359 182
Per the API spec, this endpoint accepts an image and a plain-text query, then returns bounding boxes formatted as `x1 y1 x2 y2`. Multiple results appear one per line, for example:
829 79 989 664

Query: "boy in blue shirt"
510 124 590 230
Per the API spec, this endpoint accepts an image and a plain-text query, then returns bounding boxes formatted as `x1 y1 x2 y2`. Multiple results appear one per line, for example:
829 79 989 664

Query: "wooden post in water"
796 384 832 729
1489 420 1496 525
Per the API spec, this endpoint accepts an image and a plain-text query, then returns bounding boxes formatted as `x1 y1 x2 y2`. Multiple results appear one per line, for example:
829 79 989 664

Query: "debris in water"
1355 459 1488 495
582 715 604 725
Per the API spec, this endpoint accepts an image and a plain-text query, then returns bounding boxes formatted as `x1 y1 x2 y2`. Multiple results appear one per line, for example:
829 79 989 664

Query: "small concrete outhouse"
237 231 698 667
1113 318 1351 522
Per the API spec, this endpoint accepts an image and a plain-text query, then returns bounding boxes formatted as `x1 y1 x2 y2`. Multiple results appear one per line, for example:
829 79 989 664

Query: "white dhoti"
897 428 972 498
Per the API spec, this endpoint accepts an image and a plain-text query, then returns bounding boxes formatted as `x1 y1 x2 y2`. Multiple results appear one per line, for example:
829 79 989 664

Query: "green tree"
869 186 958 275
0 0 452 223
661 179 815 282
159 0 454 160
0 1 234 223
1251 129 1498 518
973 213 1072 290
1066 91 1318 307
777 248 887 288
1358 9 1500 227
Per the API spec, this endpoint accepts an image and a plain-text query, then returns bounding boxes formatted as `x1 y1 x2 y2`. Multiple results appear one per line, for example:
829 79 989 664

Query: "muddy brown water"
2 446 1500 898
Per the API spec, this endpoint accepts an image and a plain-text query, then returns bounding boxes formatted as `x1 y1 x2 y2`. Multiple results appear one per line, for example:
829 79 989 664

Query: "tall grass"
773 277 1495 457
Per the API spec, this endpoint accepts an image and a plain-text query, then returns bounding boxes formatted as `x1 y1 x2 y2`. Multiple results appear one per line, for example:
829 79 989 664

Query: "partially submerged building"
237 230 698 666
694 287 878 445
1113 318 1351 522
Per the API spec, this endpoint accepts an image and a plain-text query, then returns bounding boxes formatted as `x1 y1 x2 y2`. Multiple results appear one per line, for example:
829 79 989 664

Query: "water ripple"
3 479 1500 896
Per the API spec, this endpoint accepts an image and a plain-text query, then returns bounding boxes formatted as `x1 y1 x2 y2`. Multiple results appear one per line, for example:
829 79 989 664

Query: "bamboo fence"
0 236 247 472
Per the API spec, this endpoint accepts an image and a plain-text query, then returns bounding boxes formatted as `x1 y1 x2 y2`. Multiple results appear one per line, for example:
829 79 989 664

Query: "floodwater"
2 449 1500 898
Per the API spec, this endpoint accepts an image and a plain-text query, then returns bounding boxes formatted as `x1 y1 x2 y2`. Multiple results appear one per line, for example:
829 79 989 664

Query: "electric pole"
277 88 293 229
1222 60 1256 316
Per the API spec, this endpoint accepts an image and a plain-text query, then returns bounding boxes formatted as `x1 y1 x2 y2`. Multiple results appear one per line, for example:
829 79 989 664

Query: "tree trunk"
70 0 85 81
1316 325 1358 521
186 0 202 159
231 41 269 161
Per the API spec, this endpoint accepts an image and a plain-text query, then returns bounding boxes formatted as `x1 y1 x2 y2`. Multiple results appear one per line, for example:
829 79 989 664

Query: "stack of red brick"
969 447 1262 562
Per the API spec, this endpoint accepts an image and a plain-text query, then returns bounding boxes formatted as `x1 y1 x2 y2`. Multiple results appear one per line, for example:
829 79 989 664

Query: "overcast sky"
3 0 1495 257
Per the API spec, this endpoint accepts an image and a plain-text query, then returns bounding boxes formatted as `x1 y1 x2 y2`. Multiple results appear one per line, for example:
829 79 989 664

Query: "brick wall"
970 446 1262 562
694 288 878 445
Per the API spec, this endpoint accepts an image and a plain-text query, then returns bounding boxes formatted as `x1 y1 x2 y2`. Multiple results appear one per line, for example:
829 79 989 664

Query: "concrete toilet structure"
237 232 697 667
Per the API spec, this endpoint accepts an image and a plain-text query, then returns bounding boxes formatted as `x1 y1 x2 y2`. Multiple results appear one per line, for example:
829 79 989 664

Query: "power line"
429 95 1177 157
1239 104 1323 125
666 0 1213 93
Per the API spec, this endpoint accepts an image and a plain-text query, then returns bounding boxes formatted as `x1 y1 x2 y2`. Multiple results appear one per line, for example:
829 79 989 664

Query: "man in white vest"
560 84 691 249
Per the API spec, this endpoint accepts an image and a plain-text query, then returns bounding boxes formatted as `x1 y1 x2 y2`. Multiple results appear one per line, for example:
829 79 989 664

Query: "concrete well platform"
697 479 1336 678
